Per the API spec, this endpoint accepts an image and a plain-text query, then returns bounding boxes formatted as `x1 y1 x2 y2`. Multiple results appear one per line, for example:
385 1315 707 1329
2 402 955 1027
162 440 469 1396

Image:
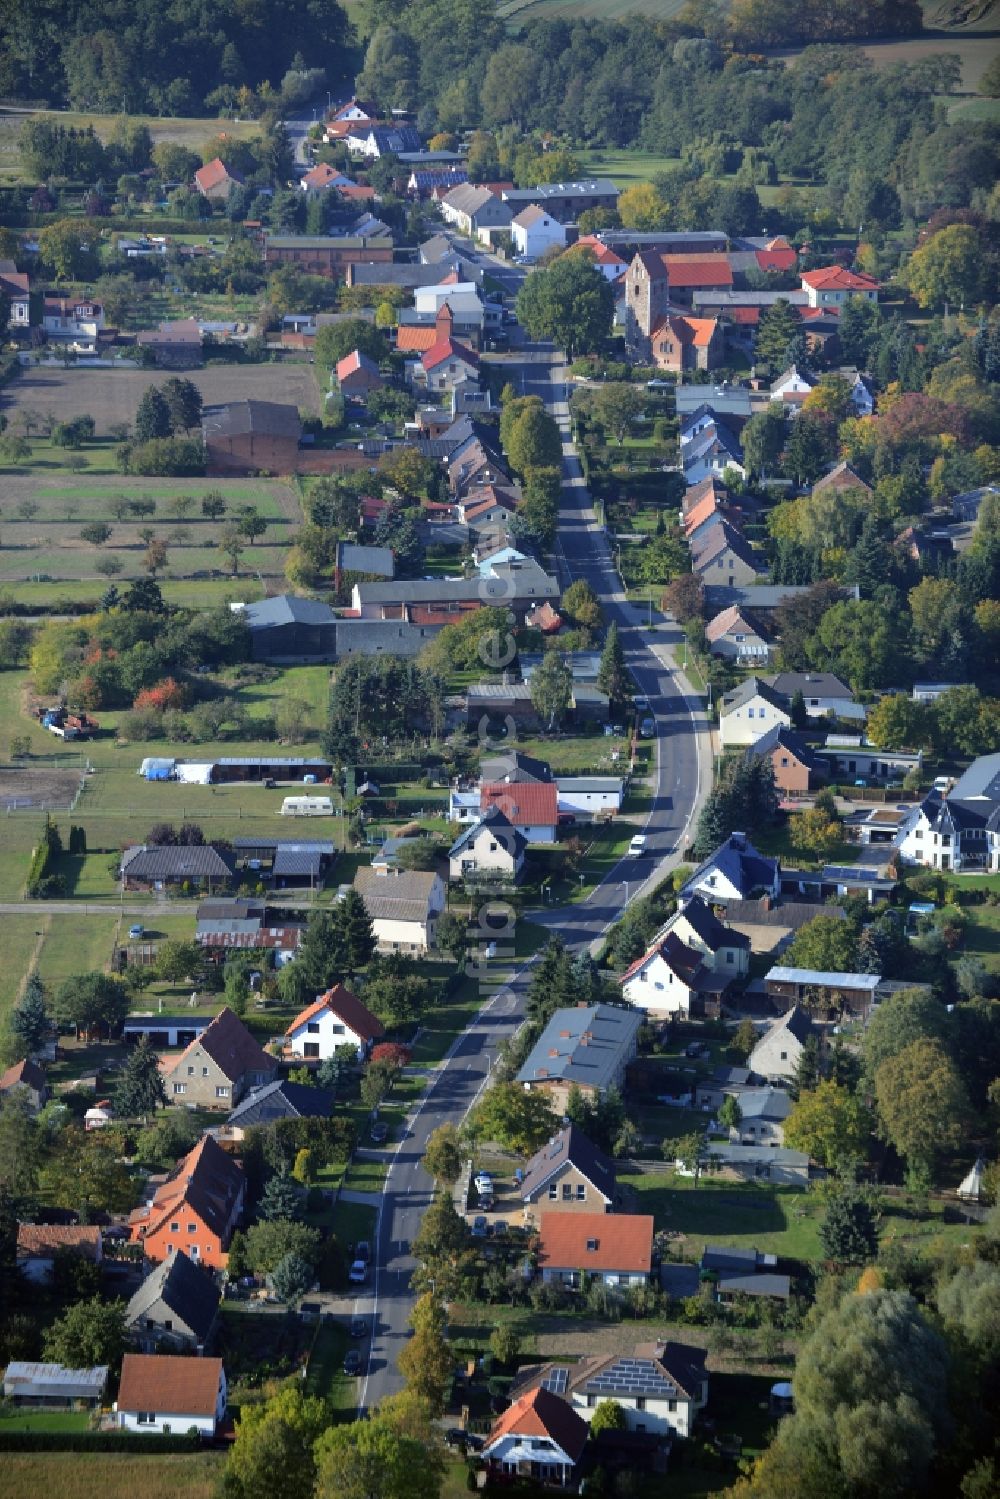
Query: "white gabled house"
284 982 384 1061
447 806 526 882
719 676 791 749
115 1354 226 1437
513 1342 709 1440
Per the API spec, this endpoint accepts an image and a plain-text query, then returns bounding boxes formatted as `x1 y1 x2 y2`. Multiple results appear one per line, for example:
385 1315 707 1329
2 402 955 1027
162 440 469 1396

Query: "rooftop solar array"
541 1367 568 1395
586 1358 676 1398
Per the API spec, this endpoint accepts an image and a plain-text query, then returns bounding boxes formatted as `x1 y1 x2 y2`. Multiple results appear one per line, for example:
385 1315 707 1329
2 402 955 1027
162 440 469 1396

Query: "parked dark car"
344 1349 363 1376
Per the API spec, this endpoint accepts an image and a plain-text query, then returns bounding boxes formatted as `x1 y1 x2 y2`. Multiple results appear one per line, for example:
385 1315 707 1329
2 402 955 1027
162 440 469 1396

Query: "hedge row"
0 1430 202 1452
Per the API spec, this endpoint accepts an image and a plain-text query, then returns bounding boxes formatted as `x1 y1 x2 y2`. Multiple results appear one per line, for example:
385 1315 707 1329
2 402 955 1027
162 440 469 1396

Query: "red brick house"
336 350 385 398
650 314 723 374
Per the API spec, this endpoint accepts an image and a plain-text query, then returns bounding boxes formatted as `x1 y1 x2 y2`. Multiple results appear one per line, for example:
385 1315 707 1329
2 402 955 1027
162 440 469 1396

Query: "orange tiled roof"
536 1211 654 1274
117 1354 222 1418
487 1386 588 1462
800 265 878 291
663 254 733 289
17 1224 101 1259
286 982 384 1043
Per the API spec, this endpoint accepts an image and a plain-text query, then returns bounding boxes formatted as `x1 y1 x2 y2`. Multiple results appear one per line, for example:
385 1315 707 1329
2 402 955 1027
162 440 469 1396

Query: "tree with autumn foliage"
133 677 186 712
370 1042 412 1074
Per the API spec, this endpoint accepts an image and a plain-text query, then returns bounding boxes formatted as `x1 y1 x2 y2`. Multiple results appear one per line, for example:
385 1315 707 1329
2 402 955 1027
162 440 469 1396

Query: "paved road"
357 341 713 1413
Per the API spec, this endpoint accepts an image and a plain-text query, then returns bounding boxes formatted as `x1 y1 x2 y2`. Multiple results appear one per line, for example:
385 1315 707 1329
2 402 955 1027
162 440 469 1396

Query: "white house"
555 776 624 820
671 895 751 975
536 1211 653 1289
619 898 749 1018
284 982 384 1061
680 832 781 907
800 266 879 308
705 605 772 663
723 1086 791 1145
769 365 816 402
84 1099 114 1131
440 183 513 243
415 336 480 392
621 931 701 1018
894 787 1000 875
116 1354 226 1437
848 372 876 416
748 1005 814 1083
0 260 30 330
515 1343 709 1440
353 866 446 953
719 677 791 749
42 296 105 352
483 1387 589 1487
510 204 567 260
448 806 526 882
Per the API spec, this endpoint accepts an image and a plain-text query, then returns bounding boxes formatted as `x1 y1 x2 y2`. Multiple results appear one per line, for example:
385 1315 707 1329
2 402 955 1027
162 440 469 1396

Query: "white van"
628 834 648 856
280 795 334 817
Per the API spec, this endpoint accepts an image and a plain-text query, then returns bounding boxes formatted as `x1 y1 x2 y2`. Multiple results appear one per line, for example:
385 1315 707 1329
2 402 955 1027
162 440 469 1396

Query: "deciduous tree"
874 1038 968 1176
784 1080 870 1168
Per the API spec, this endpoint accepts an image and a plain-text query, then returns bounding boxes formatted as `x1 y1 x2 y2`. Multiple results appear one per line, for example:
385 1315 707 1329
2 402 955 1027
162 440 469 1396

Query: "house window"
187 1066 194 1076
668 1399 677 1412
202 1067 209 1077
726 951 734 964
576 1185 586 1201
635 1398 646 1412
587 1394 597 1408
170 1222 179 1233
562 1184 573 1200
173 1083 186 1095
137 1411 155 1425
549 1185 558 1200
307 1022 320 1034
216 1086 229 1098
331 1023 345 1034
780 1050 788 1061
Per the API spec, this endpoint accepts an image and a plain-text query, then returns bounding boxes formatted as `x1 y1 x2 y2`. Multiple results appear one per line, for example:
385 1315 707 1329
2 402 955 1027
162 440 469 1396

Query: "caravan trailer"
280 795 334 817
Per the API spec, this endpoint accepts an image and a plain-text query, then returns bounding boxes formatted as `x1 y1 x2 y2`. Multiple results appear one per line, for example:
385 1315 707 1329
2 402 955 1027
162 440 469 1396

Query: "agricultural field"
0 105 260 183
0 1452 224 1499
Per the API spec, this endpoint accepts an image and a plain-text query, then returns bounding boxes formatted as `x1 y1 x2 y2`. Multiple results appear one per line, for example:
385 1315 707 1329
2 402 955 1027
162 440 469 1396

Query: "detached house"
748 1005 814 1083
483 1386 589 1488
747 724 823 795
536 1211 654 1288
448 805 526 882
766 671 864 722
336 349 384 398
719 677 791 749
680 832 781 908
414 334 480 392
621 899 748 1018
514 1342 709 1439
0 1057 48 1111
480 779 559 844
517 1003 642 1113
440 183 513 242
121 843 233 894
162 1006 276 1110
519 1125 616 1226
705 604 772 662
0 259 30 331
116 1353 226 1437
194 157 243 200
130 1134 245 1268
511 205 567 259
126 1249 221 1353
17 1224 102 1283
353 865 446 953
691 519 764 586
285 983 384 1061
800 265 879 308
812 460 873 500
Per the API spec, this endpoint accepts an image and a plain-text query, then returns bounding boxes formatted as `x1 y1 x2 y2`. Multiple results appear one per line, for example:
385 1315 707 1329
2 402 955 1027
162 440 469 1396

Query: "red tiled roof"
117 1354 222 1418
339 183 376 200
664 254 733 289
755 245 797 273
487 1386 589 1462
303 163 341 189
481 781 558 828
653 314 718 350
194 157 242 192
17 1224 101 1259
1 1057 46 1092
800 266 878 291
536 1211 654 1274
684 493 724 535
396 325 438 353
420 336 479 371
286 982 384 1044
526 600 561 633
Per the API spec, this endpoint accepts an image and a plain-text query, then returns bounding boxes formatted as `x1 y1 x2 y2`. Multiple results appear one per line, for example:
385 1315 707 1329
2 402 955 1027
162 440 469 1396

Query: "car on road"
355 1240 371 1264
348 1260 368 1285
639 716 656 737
628 834 648 856
344 1349 363 1376
350 1317 367 1339
471 1216 489 1238
370 1122 388 1143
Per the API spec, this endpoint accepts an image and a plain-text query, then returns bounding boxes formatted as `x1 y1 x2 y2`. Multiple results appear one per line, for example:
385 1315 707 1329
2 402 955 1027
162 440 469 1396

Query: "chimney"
435 301 454 339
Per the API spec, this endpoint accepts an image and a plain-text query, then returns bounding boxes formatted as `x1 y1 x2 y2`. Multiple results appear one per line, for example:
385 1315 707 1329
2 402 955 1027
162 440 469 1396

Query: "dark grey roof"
226 1079 337 1127
502 179 620 203
517 1004 643 1092
675 383 753 418
202 400 301 440
448 806 526 860
746 724 821 770
767 672 853 700
678 894 750 952
681 833 779 903
273 848 324 877
480 750 553 785
725 898 845 929
231 839 333 854
520 1125 615 1204
126 1249 220 1342
335 542 394 577
244 594 337 630
123 845 232 880
949 753 1000 803
717 1272 791 1299
702 1245 761 1271
704 584 818 611
721 676 788 716
355 562 557 606
349 261 463 287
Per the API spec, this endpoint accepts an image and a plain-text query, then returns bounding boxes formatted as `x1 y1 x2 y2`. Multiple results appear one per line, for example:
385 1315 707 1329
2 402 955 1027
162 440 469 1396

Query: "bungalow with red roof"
301 162 352 194
194 157 243 201
129 1135 245 1268
569 236 627 282
754 236 797 274
336 349 385 398
17 1224 102 1283
285 982 384 1061
536 1210 654 1288
483 1386 589 1487
116 1353 227 1437
800 265 878 309
480 779 558 843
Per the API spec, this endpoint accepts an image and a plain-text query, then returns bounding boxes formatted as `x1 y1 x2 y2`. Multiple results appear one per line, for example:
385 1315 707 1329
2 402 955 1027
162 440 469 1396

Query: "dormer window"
586 1238 599 1252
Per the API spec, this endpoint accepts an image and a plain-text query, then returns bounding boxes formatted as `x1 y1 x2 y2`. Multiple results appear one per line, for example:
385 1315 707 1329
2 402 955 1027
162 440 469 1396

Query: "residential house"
116 1353 226 1437
230 837 335 892
223 1079 338 1139
816 736 922 786
671 895 751 975
41 296 105 352
748 1005 814 1083
0 259 30 331
766 672 864 722
536 1211 654 1288
300 162 352 193
347 124 421 158
483 1385 589 1488
263 233 393 279
705 604 772 663
130 1135 245 1268
202 400 301 475
621 930 728 1019
800 266 879 308
568 235 627 281
682 488 742 545
194 158 243 199
848 372 876 416
121 843 233 893
811 460 873 500
85 1099 114 1130
0 1057 48 1111
694 1066 753 1113
554 776 624 821
501 180 620 224
125 1249 221 1354
17 1224 102 1283
679 832 781 907
682 424 747 487
135 318 203 369
719 677 792 749
352 564 557 622
414 335 480 392
764 965 880 1019
721 1086 791 1145
722 896 843 955
440 183 513 242
336 350 384 398
285 983 384 1061
353 865 446 953
4 1362 108 1409
519 1125 616 1227
448 806 526 882
690 520 764 586
703 1142 809 1186
511 205 568 259
651 314 723 373
480 778 559 844
768 364 817 404
514 1343 708 1439
517 1003 643 1112
746 724 824 794
161 1006 277 1111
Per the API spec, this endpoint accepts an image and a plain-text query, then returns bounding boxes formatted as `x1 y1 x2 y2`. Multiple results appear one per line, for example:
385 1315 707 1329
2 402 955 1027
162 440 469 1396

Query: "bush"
118 437 206 476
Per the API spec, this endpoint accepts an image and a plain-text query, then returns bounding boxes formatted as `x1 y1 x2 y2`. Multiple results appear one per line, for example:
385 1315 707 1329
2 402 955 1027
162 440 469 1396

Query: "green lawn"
622 1174 823 1260
331 1199 378 1256
35 911 122 990
303 1318 357 1414
0 1453 224 1499
342 1157 389 1194
0 1410 92 1433
0 915 46 1026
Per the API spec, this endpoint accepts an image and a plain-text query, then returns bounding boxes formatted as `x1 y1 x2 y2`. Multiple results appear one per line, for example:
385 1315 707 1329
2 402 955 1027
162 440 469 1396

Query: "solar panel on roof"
542 1367 568 1394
